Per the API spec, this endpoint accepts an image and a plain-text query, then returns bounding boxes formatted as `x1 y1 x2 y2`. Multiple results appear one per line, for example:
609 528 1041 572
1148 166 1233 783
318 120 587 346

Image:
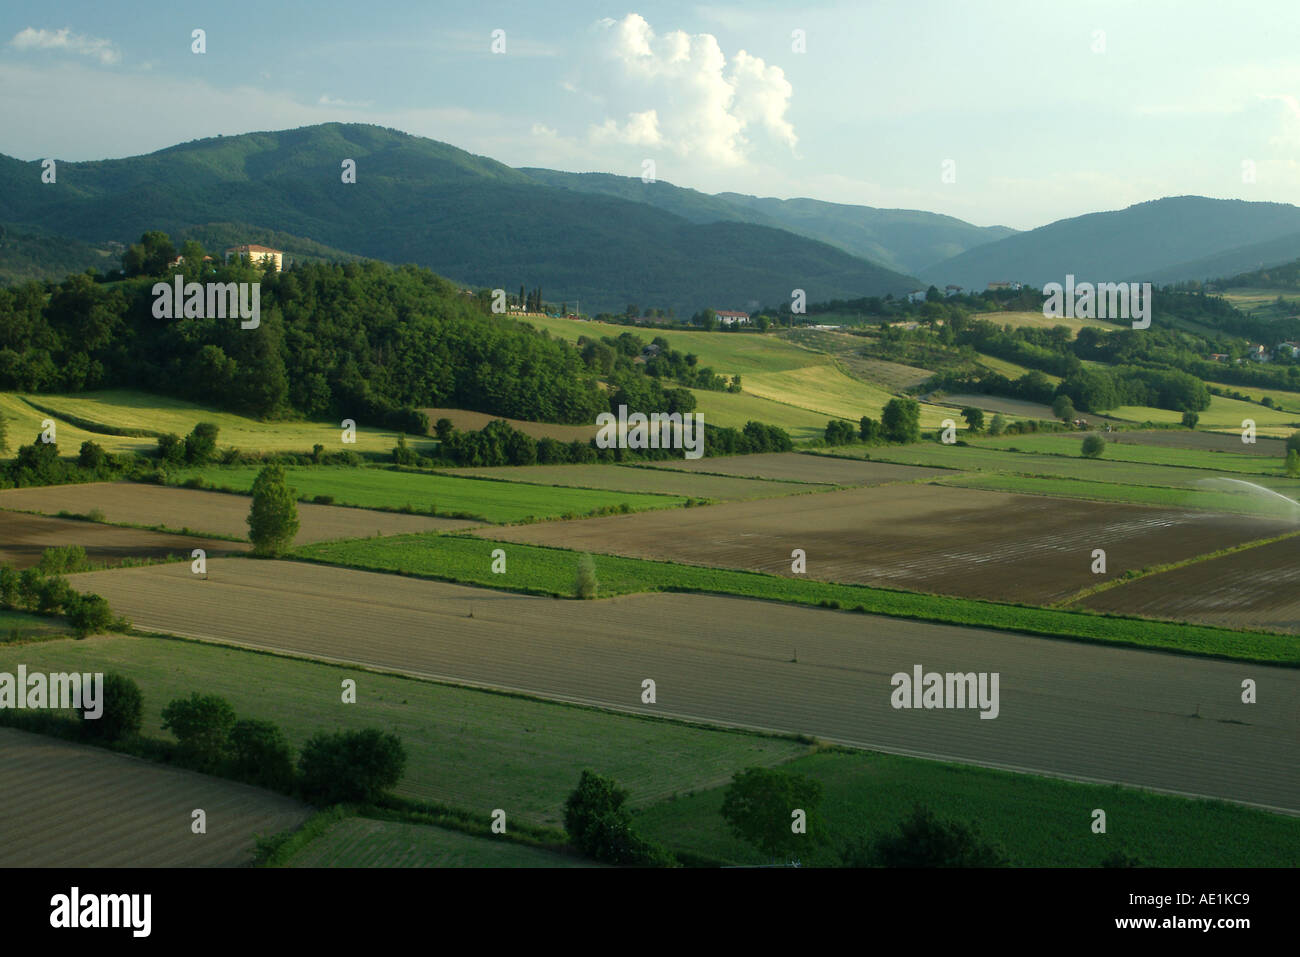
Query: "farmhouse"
905 289 926 303
714 309 750 326
987 280 1023 291
224 244 283 272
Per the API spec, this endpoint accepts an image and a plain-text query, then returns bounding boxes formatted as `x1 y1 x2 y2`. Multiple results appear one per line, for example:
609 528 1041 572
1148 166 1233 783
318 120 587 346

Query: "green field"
6 389 429 455
685 387 835 441
295 532 1300 664
970 432 1288 475
743 363 961 429
1112 394 1300 434
938 471 1300 517
0 635 806 828
0 609 68 640
285 816 594 867
173 465 685 522
635 749 1300 867
1207 382 1300 414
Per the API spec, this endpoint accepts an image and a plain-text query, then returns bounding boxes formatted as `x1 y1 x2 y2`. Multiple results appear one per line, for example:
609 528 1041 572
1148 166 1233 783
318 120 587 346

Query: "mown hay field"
420 407 596 442
0 727 308 866
60 561 1300 812
0 482 469 542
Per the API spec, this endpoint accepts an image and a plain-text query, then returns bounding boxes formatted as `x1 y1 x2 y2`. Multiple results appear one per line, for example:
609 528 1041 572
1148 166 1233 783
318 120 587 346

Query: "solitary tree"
1051 394 1076 422
881 398 921 444
1081 434 1106 458
1287 448 1300 478
79 673 143 743
961 407 985 433
1181 410 1199 429
720 767 825 863
859 804 1008 867
247 464 299 556
564 770 671 865
988 413 1007 436
297 728 406 805
161 693 238 771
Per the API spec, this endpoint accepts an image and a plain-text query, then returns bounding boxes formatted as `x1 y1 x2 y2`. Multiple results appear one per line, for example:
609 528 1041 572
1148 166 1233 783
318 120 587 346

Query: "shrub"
156 433 185 465
1181 410 1199 429
720 766 825 862
77 440 107 472
312 494 335 505
988 413 1006 436
67 592 114 638
230 719 296 792
392 434 418 466
297 728 407 805
161 693 238 771
564 770 673 866
184 422 220 464
882 398 921 444
861 804 1008 867
38 545 88 575
182 476 205 490
78 673 143 743
1286 431 1300 455
1081 434 1106 458
0 564 18 608
1287 449 1300 478
961 407 985 433
574 553 598 599
35 576 74 615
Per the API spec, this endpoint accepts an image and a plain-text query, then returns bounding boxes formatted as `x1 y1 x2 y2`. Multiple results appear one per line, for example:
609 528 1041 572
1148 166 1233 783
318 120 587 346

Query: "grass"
9 389 431 455
684 388 834 441
1111 394 1300 432
0 634 808 829
282 815 594 867
171 465 686 523
970 432 1288 476
294 532 1300 665
1206 382 1300 414
743 363 961 429
0 608 69 642
635 749 1300 867
440 463 812 501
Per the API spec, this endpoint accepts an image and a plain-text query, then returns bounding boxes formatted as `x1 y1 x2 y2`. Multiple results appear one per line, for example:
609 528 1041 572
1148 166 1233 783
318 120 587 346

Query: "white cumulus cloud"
10 27 120 65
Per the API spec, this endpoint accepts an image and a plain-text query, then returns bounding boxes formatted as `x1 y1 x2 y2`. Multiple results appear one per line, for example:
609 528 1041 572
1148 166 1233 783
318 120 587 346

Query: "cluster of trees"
0 234 608 428
0 547 125 637
578 331 732 394
824 398 922 447
563 770 674 866
1056 365 1210 414
156 422 220 466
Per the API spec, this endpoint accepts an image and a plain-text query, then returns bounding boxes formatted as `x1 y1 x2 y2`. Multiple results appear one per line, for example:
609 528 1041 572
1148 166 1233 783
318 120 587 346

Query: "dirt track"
0 512 248 569
474 484 1295 604
0 728 307 866
70 559 1300 813
0 482 475 544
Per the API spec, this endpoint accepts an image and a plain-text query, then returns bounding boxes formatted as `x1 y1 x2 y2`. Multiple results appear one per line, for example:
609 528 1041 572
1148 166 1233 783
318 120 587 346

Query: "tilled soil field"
0 512 249 569
0 482 475 543
475 484 1295 605
1076 536 1300 633
642 451 950 485
440 463 817 501
0 728 308 866
68 560 1300 812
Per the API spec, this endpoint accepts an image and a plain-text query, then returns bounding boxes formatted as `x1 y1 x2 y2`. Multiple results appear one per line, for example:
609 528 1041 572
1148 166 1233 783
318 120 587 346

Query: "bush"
861 804 1008 867
247 464 300 557
230 719 296 792
184 422 220 464
392 434 419 466
35 576 74 615
0 564 18 608
67 592 114 638
988 413 1006 436
882 398 921 444
312 494 335 505
156 433 185 465
161 693 238 771
1081 434 1106 458
1286 431 1300 455
960 407 984 433
78 673 143 743
1181 410 1199 429
297 728 407 805
720 766 825 862
182 476 205 490
77 440 107 472
564 770 673 866
1051 394 1076 422
574 553 598 599
824 419 856 445
1287 449 1300 478
37 545 88 575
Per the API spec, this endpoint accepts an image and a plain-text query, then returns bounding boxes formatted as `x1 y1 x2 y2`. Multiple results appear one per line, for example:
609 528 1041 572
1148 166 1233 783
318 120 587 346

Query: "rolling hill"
0 123 918 314
921 196 1300 290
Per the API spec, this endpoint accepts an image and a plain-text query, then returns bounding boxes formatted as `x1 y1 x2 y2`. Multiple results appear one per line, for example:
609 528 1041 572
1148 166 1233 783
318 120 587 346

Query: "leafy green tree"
720 767 825 862
861 804 1009 867
156 433 185 465
574 553 598 599
1181 410 1199 429
961 407 985 432
859 416 882 442
1082 434 1107 458
230 719 296 792
1286 431 1300 455
67 593 114 638
1286 448 1300 478
297 728 407 805
881 398 921 444
434 418 455 442
247 464 300 556
161 693 238 771
77 440 107 472
184 422 220 464
79 673 143 743
824 419 856 445
0 411 7 454
988 413 1007 436
1051 394 1076 422
564 770 673 865
0 564 18 608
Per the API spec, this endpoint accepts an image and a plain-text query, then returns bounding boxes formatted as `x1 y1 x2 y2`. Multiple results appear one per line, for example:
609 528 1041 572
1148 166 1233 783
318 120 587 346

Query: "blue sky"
2 0 1297 230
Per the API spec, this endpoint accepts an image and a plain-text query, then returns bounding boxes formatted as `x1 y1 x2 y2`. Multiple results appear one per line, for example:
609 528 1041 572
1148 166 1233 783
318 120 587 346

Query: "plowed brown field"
0 482 475 543
0 512 248 569
68 560 1300 812
642 452 949 485
0 728 307 866
474 484 1295 604
1076 536 1300 633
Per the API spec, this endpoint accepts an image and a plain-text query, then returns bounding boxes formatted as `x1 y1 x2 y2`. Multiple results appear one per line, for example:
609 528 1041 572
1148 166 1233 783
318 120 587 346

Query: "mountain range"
2 123 1299 309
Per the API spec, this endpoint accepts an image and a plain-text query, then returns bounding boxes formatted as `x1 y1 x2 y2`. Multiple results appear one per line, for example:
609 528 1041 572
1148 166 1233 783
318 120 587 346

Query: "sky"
1 0 1297 231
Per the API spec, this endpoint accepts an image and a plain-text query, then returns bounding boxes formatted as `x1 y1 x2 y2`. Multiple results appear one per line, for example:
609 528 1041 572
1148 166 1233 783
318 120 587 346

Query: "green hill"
0 123 918 315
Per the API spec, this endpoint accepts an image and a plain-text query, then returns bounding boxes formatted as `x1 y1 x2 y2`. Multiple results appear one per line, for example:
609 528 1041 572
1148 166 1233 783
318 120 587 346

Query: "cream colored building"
225 244 283 272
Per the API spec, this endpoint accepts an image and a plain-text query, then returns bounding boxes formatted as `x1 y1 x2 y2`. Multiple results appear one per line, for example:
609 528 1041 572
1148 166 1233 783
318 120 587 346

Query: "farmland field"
9 389 427 455
61 560 1300 811
636 750 1300 868
1206 382 1300 414
0 728 308 866
1108 428 1289 456
476 483 1295 604
0 393 144 456
1111 394 1300 434
441 463 816 501
0 482 470 542
1074 536 1300 633
3 631 805 828
285 817 594 867
643 451 948 485
0 511 249 568
931 393 1057 420
683 387 835 440
419 407 596 442
741 363 962 429
971 432 1286 474
172 466 683 523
